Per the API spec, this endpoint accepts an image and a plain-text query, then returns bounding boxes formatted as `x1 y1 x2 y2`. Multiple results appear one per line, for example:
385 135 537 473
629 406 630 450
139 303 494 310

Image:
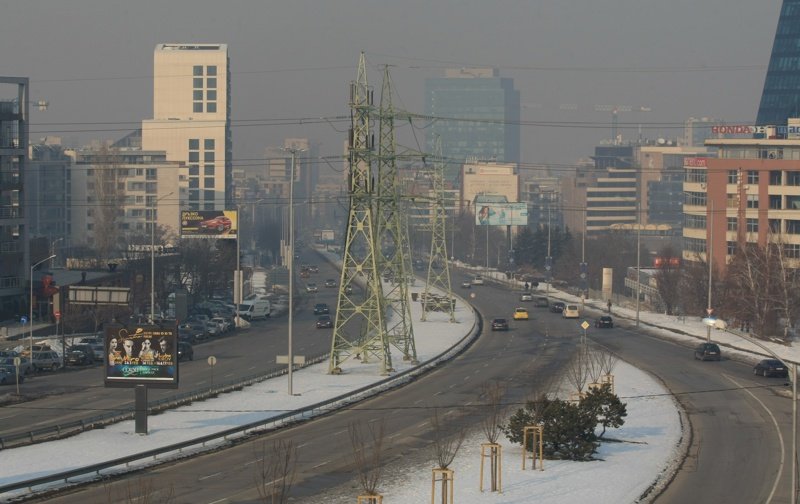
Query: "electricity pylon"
375 65 418 363
422 136 455 322
329 53 392 375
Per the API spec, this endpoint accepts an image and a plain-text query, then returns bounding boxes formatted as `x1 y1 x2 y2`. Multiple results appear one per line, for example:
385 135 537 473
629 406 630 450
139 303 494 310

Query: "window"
204 165 215 176
206 103 217 113
188 178 199 189
204 151 215 162
206 66 217 76
770 195 782 209
727 194 738 208
747 170 759 184
193 66 203 76
206 78 217 88
189 165 199 176
207 90 217 101
747 194 759 209
728 170 738 184
788 171 800 186
685 214 707 229
685 237 706 254
727 241 737 256
193 78 203 88
770 170 782 185
787 220 800 234
188 190 199 201
204 190 215 201
727 217 737 231
788 196 800 209
193 103 203 113
204 139 215 150
189 139 200 150
189 152 200 162
193 90 203 101
785 244 800 259
204 177 215 188
769 219 781 233
746 218 758 233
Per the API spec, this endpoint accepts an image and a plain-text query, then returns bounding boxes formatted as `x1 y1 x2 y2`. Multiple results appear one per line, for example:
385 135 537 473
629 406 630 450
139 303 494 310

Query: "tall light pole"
150 192 173 323
545 205 552 300
706 199 714 343
30 254 56 358
635 203 642 327
50 238 63 269
285 148 303 395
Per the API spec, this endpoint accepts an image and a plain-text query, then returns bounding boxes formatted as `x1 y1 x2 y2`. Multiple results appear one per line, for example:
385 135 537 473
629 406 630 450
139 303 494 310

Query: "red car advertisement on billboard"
104 324 179 388
180 210 238 239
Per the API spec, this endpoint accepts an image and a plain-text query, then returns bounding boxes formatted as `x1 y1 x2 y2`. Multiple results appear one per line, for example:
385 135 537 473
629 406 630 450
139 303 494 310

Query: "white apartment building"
142 43 231 212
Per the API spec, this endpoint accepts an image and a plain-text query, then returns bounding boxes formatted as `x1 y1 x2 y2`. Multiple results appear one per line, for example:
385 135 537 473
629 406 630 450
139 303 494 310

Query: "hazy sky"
0 0 783 166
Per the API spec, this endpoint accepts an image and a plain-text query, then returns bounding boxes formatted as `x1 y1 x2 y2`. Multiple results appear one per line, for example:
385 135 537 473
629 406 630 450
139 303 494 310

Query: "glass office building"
425 69 519 185
756 0 800 126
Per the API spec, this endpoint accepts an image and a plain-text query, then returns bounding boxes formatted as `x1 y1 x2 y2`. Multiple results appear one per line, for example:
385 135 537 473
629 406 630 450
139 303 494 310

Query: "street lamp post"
151 192 173 323
706 199 714 343
30 254 56 359
285 148 303 396
635 203 642 327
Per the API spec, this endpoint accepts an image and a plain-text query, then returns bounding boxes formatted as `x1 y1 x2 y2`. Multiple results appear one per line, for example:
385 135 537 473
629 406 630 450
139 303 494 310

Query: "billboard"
475 203 528 226
104 324 179 388
180 210 238 239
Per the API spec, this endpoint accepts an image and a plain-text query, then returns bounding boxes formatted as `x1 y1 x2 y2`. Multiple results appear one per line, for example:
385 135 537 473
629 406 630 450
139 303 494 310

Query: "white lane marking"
199 472 222 481
312 461 329 469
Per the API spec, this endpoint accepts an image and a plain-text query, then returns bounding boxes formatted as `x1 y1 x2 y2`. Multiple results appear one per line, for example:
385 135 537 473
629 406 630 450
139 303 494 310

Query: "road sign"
581 321 590 330
706 308 714 315
54 311 61 321
207 356 217 366
277 355 306 365
13 357 20 367
20 316 27 325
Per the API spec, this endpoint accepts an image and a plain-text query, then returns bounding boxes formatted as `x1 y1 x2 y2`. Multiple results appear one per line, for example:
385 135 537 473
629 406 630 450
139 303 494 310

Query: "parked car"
306 282 318 293
595 316 614 329
210 316 233 334
753 358 788 377
177 341 194 361
513 308 529 321
491 318 509 331
66 347 94 366
562 304 580 319
694 342 722 361
0 356 33 376
550 301 565 313
31 350 62 371
316 315 333 328
314 303 330 315
324 279 337 288
178 327 198 345
519 292 533 302
0 367 24 385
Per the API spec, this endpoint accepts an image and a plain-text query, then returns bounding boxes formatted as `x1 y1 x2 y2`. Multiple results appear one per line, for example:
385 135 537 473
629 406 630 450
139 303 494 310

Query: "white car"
562 304 580 319
520 292 533 302
471 276 485 285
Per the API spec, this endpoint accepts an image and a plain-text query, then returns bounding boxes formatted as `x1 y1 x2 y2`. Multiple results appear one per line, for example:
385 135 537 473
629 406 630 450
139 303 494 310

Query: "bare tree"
479 382 506 492
653 246 682 315
349 419 387 497
253 439 297 504
724 242 778 337
565 348 591 398
103 476 175 503
92 145 126 265
586 349 605 386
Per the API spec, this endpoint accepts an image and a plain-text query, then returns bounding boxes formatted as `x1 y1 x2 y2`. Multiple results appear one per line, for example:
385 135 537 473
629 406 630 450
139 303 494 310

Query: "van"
237 299 271 321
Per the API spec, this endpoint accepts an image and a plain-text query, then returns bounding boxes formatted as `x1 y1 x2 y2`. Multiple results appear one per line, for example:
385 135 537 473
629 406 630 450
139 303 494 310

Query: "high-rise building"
142 43 231 212
0 78 28 319
27 138 71 260
756 0 800 126
425 68 520 184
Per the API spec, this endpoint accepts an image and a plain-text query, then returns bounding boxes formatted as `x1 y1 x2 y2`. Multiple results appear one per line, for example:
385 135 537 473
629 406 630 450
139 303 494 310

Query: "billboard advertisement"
475 203 528 226
180 210 238 239
104 324 179 388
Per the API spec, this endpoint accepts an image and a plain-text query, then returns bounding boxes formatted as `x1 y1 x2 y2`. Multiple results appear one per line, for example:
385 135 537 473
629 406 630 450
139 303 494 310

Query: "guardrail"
0 308 481 499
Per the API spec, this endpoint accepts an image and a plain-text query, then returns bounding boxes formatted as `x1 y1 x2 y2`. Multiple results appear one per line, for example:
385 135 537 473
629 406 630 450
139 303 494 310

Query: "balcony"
0 171 21 191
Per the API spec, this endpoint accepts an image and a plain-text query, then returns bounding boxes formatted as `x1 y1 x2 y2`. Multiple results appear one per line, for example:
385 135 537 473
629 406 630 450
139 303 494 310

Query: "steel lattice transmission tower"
329 53 392 375
422 135 455 322
375 65 418 363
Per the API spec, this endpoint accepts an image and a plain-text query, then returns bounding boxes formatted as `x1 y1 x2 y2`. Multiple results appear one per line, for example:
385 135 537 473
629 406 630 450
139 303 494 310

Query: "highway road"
10 261 798 503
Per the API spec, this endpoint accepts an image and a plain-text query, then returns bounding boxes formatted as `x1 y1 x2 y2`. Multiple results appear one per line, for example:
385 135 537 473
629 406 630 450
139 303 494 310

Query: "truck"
237 299 271 321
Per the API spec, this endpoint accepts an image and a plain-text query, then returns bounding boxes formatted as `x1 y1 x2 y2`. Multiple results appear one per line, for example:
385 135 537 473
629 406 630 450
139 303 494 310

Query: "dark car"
694 342 722 361
177 341 194 362
199 215 232 232
314 303 330 315
324 279 337 288
316 315 333 328
753 358 789 378
550 301 565 313
66 347 94 366
595 316 614 329
0 367 24 385
535 296 549 308
491 318 509 331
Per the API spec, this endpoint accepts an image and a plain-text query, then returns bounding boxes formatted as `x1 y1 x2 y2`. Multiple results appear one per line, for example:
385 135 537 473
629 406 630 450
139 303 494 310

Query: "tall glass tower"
425 68 520 185
756 0 800 126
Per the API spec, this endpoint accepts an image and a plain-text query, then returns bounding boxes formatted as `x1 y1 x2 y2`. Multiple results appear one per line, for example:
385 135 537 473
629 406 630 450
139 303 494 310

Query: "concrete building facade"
142 43 231 213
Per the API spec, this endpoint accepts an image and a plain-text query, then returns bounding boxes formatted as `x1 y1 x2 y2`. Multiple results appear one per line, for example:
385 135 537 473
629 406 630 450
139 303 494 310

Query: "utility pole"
422 135 455 322
375 65 417 361
635 203 642 327
545 206 552 300
706 199 714 343
329 52 392 375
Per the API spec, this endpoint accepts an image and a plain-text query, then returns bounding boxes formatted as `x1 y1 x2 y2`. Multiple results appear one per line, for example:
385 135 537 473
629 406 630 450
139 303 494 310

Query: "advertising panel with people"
475 203 529 226
104 324 179 388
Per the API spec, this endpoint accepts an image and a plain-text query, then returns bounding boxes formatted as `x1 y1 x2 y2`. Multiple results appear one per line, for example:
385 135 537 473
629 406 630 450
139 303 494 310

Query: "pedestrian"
607 299 612 314
524 282 530 291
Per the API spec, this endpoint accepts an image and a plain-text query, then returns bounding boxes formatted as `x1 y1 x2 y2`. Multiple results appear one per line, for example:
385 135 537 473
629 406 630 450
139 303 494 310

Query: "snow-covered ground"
1 269 793 502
